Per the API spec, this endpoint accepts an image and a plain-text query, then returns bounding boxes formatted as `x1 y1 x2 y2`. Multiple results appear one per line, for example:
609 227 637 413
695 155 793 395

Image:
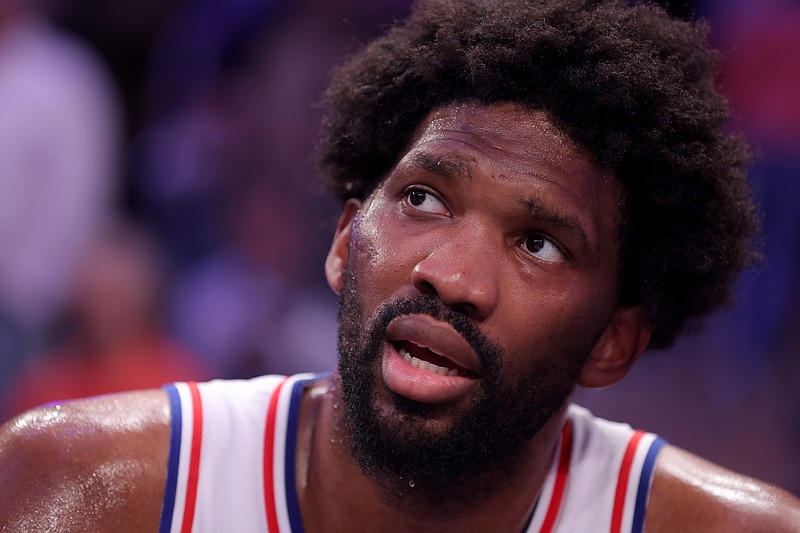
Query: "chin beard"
336 267 591 502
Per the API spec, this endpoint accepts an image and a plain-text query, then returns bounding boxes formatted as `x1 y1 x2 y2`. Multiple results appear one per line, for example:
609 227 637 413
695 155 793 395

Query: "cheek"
500 280 609 357
349 205 411 301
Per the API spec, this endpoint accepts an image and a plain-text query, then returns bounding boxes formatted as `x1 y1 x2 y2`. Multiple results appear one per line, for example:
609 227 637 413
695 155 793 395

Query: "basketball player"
1 1 799 531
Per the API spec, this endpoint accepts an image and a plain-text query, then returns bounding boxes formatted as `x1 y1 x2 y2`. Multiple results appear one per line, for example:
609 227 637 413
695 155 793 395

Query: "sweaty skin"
0 391 169 532
1 103 799 532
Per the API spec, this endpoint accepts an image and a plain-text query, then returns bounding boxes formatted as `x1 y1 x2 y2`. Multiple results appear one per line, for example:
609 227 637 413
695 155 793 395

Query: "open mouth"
382 314 482 404
394 341 478 379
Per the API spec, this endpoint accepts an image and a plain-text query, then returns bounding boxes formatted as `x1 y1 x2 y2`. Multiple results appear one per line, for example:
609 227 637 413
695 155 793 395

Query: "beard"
336 265 597 502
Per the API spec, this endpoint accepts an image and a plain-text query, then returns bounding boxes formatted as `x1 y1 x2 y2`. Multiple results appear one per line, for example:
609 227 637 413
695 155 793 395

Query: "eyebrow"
408 150 591 252
407 151 473 182
520 197 589 252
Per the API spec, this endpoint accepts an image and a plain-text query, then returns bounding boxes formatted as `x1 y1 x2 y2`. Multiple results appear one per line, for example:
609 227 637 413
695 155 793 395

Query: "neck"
296 377 569 533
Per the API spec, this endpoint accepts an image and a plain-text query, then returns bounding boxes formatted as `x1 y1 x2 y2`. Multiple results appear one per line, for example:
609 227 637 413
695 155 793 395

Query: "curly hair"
315 0 760 349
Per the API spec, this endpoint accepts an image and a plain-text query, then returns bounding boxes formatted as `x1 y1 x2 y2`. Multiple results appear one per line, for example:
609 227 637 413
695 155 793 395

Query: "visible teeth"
403 352 460 377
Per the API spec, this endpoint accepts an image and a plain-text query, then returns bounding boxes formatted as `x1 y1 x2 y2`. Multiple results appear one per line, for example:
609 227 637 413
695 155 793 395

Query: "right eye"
519 233 566 264
402 187 449 216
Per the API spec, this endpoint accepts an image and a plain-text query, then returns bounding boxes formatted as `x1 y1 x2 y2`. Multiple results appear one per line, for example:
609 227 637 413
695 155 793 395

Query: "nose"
410 235 499 320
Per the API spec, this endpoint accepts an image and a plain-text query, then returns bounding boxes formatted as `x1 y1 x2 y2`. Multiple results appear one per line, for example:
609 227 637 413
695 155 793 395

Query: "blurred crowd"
0 0 797 493
0 0 412 419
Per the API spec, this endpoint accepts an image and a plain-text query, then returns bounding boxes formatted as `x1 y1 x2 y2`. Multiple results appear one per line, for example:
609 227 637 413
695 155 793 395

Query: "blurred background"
0 0 796 495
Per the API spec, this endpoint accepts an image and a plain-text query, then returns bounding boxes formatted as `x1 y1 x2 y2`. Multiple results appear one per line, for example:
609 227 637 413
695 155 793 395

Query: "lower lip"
381 344 478 404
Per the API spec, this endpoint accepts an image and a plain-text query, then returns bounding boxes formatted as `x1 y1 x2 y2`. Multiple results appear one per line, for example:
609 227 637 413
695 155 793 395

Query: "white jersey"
159 374 665 533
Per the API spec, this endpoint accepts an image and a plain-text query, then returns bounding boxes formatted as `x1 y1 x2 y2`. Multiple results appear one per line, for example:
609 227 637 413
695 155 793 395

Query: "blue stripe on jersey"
159 384 183 533
284 377 309 533
631 437 666 533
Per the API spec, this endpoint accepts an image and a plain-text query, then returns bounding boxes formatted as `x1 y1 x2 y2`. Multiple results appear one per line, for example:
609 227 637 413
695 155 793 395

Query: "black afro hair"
316 0 761 349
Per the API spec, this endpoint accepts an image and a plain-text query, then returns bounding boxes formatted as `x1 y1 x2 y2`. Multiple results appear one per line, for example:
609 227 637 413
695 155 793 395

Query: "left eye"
521 234 565 263
403 187 448 215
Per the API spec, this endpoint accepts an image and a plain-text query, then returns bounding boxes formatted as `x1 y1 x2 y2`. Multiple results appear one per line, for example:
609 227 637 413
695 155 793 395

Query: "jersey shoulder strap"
526 404 666 533
158 373 319 533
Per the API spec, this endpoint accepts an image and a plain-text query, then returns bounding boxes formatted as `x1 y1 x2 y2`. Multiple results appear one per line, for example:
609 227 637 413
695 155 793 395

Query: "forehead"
398 102 621 220
417 102 577 159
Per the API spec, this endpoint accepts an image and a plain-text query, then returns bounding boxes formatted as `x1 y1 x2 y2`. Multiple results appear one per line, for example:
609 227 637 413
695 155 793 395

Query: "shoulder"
0 389 172 532
645 444 800 532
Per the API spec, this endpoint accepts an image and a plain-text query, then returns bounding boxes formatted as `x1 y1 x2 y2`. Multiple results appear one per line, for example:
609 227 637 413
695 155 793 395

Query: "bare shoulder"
645 444 800 532
0 390 172 532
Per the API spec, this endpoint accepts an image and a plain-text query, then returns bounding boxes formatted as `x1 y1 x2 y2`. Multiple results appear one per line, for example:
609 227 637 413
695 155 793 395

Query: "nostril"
452 301 478 318
416 280 437 297
411 252 496 320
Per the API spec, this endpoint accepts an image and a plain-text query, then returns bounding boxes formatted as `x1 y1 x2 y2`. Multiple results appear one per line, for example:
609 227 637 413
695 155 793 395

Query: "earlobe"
325 199 362 294
578 306 652 389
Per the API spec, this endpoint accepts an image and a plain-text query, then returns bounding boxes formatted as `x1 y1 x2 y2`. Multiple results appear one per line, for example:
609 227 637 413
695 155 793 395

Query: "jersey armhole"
158 384 183 533
630 437 667 533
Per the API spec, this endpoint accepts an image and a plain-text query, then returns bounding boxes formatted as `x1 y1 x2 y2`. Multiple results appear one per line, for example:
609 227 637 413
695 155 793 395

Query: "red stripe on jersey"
263 378 290 532
181 382 204 533
610 430 645 533
540 421 573 533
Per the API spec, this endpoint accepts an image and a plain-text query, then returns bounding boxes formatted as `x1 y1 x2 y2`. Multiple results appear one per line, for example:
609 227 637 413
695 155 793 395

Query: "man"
1 0 799 531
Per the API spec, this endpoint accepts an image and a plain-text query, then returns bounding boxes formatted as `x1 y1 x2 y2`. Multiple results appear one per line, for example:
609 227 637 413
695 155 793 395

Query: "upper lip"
385 314 481 375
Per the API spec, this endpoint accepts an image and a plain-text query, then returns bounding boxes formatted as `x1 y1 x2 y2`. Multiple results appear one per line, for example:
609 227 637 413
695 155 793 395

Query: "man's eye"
403 188 448 215
521 234 565 263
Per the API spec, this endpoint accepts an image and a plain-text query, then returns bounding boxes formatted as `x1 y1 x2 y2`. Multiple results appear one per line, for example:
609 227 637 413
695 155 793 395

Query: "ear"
325 199 362 294
578 305 652 389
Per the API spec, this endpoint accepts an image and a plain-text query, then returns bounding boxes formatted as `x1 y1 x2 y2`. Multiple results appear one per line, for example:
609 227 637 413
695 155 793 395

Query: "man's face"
330 102 626 495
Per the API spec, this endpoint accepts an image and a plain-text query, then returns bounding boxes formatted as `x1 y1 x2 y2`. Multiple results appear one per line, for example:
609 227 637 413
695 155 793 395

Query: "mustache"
368 295 503 373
